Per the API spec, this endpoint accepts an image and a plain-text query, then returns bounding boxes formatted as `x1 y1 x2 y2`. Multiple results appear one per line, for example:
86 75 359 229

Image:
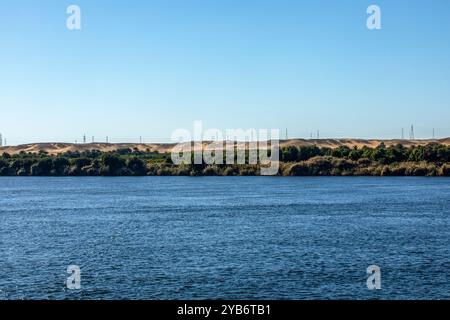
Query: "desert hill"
1 138 449 156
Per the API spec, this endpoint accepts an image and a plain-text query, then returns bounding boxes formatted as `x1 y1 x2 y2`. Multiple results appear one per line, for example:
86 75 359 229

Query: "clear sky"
0 0 449 144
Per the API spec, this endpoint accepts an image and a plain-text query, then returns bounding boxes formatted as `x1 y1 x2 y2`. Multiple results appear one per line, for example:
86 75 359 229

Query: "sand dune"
280 138 450 149
1 139 449 155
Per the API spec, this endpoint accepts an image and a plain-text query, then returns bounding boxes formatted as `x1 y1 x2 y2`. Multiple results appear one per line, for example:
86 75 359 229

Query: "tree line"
280 143 450 164
0 143 449 176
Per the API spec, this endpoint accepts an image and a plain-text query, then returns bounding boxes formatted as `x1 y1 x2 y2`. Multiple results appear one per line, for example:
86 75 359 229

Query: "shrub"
126 157 147 176
285 163 310 176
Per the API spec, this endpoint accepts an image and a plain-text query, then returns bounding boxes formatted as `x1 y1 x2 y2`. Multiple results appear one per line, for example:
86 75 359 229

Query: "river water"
0 177 448 299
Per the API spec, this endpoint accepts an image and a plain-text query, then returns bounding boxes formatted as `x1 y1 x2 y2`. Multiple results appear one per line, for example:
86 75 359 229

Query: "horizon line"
1 137 450 148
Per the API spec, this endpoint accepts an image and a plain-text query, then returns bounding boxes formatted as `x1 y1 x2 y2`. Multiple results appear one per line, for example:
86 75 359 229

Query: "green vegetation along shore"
0 143 450 176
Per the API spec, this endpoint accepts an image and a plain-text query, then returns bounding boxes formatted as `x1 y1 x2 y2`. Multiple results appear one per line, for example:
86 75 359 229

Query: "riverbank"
1 142 449 176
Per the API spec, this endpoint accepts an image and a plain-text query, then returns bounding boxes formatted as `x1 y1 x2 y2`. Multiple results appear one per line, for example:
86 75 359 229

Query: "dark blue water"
0 177 449 300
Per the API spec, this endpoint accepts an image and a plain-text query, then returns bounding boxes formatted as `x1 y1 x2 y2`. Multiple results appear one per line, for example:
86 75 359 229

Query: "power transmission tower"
92 136 94 143
317 130 320 139
140 136 142 143
0 133 2 147
410 125 415 140
285 128 288 140
83 134 86 144
401 128 404 139
106 136 109 143
433 128 435 139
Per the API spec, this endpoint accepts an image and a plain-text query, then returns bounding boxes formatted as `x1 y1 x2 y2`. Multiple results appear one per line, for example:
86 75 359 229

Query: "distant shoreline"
0 141 449 177
1 138 449 156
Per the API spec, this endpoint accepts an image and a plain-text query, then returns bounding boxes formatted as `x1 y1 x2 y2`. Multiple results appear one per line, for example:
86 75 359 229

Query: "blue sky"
0 0 449 144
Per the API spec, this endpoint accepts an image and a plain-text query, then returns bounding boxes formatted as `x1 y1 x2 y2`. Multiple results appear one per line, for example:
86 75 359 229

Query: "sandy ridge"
1 138 449 155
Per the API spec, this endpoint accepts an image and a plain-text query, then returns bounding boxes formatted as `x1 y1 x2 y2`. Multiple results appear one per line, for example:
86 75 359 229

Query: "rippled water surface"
0 177 449 299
